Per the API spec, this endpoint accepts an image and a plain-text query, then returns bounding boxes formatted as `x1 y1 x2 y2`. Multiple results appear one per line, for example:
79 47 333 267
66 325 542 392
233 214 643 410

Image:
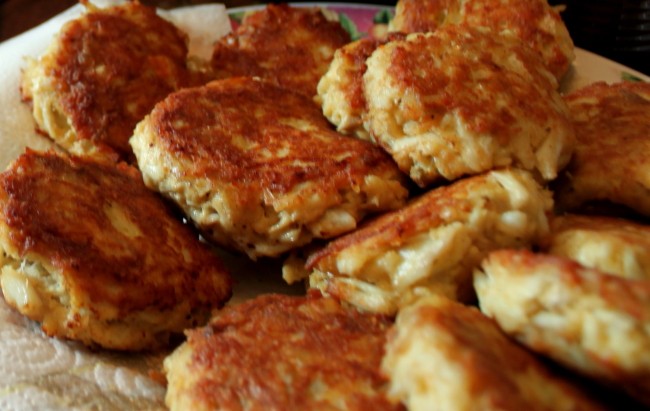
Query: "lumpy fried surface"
389 0 574 80
554 82 650 217
131 77 408 259
317 33 407 141
475 249 650 405
544 214 650 280
0 150 231 350
363 28 573 187
164 293 402 411
211 3 350 97
307 169 553 314
21 1 190 162
382 295 608 411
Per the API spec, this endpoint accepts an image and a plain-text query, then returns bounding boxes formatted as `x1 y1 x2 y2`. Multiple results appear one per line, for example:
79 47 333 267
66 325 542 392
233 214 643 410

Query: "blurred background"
0 0 648 75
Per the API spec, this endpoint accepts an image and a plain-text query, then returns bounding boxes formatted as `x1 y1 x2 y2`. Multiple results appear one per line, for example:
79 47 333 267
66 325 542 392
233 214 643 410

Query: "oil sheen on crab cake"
316 33 406 141
363 27 574 188
0 150 232 351
211 3 350 97
543 214 650 280
474 249 650 406
553 82 650 217
307 168 552 315
164 293 403 411
381 296 608 411
131 77 408 260
20 1 191 163
388 0 575 80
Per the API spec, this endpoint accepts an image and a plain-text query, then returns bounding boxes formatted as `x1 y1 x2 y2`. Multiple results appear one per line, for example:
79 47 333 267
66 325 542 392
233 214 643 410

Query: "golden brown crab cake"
316 33 407 141
389 0 575 80
211 3 350 97
382 295 608 411
544 214 650 280
164 293 403 411
553 82 650 217
474 249 650 405
363 27 574 188
307 168 552 315
0 150 232 351
20 1 190 163
130 77 408 260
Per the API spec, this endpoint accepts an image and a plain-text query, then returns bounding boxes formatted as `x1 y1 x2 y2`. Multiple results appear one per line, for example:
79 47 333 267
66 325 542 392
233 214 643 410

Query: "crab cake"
544 214 650 280
0 150 231 351
131 77 408 260
363 27 574 187
475 249 650 405
307 168 552 315
211 3 350 97
316 33 406 141
553 82 650 217
20 1 190 163
388 0 575 80
164 293 402 411
381 295 608 411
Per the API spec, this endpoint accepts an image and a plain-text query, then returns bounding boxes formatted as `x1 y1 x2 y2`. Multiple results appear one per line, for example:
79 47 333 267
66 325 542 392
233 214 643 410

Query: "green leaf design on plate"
621 72 644 82
228 11 246 23
339 12 365 41
373 8 393 24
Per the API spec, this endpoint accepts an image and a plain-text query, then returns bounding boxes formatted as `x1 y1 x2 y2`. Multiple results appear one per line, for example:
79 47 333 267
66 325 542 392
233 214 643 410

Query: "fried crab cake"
388 0 575 80
163 293 403 411
316 33 406 141
20 1 191 163
475 249 650 405
381 295 608 411
553 82 650 217
307 168 552 315
130 77 408 260
363 27 574 187
211 3 350 97
544 214 650 280
0 150 232 351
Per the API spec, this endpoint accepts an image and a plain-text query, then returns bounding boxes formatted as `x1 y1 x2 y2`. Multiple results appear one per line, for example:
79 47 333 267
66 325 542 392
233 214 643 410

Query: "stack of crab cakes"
12 0 650 409
306 168 553 315
318 24 575 188
130 77 408 260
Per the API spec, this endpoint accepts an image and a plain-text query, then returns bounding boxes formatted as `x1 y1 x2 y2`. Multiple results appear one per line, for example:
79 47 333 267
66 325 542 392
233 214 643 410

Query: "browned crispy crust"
544 214 650 279
391 0 459 33
476 249 650 405
554 81 650 217
383 296 610 411
0 150 231 350
211 3 350 96
164 293 403 411
149 77 401 195
38 1 190 162
327 32 407 118
317 32 407 139
390 0 574 79
133 77 407 257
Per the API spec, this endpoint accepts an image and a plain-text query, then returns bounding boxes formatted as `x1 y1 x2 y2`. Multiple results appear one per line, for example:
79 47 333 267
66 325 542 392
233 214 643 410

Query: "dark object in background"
550 0 649 75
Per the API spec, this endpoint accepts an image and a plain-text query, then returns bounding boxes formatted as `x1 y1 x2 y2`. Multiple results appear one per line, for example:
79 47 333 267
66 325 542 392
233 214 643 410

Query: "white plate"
0 2 647 410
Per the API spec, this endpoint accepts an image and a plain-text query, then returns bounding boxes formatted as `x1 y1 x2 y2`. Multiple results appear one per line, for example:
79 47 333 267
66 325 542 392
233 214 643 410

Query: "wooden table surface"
1 0 648 75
